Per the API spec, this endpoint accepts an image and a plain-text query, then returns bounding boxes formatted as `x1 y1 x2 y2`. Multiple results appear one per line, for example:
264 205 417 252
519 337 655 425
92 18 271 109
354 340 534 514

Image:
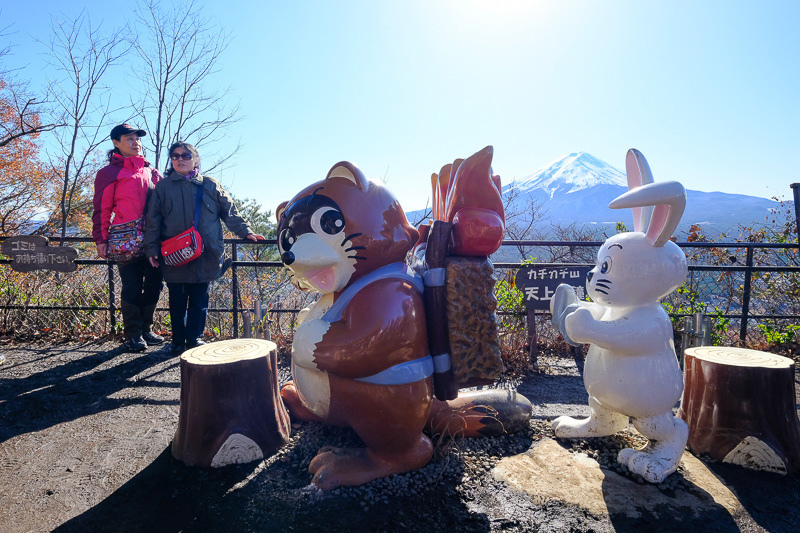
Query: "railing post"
232 243 239 338
791 183 800 244
108 262 116 333
740 245 754 346
527 309 538 368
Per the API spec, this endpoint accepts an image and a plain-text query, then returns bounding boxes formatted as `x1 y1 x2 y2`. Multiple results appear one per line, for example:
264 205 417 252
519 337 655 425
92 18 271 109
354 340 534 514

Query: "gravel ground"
1 339 798 532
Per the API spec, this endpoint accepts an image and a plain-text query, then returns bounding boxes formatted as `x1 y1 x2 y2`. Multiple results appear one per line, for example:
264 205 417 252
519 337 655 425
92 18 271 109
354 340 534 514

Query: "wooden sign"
514 265 592 311
1 236 78 273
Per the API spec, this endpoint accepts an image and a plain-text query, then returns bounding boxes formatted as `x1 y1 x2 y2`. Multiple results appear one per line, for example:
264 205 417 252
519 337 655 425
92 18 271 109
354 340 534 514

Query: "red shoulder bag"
160 184 204 267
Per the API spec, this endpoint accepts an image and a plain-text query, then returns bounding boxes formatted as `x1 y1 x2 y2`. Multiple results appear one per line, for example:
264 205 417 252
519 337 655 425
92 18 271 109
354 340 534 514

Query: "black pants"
117 257 163 337
118 257 163 307
167 282 209 346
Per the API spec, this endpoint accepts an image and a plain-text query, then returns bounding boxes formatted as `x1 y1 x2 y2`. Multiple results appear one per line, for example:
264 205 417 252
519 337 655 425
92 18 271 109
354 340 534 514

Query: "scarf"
180 169 199 181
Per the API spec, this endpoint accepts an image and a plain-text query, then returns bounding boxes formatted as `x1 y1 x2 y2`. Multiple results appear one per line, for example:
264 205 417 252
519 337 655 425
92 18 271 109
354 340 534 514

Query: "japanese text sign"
514 265 592 311
1 236 78 273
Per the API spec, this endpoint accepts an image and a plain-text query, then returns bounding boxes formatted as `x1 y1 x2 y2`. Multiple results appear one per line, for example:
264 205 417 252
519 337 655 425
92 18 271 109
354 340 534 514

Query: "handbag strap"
143 171 154 220
192 180 204 227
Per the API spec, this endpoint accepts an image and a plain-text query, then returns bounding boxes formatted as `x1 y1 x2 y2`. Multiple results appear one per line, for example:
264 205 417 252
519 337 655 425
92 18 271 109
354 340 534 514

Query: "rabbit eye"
600 257 612 274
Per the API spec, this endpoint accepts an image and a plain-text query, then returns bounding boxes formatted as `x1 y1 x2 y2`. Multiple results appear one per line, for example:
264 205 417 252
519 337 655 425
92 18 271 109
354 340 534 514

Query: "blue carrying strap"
322 262 424 322
320 262 433 386
192 181 203 227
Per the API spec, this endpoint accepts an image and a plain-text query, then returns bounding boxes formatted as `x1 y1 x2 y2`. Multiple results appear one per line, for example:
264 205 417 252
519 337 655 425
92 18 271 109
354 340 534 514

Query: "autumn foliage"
0 78 51 236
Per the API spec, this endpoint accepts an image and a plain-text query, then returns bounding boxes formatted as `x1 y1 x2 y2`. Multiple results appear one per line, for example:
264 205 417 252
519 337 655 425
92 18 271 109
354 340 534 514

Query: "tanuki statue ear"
326 161 368 190
276 201 288 222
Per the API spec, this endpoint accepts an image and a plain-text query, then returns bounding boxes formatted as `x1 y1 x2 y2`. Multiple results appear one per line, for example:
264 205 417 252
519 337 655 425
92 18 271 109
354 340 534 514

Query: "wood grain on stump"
678 346 800 475
171 339 290 467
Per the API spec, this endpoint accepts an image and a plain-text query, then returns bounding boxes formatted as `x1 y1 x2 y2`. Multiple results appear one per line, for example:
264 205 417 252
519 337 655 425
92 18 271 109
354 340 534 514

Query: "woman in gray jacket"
144 142 262 353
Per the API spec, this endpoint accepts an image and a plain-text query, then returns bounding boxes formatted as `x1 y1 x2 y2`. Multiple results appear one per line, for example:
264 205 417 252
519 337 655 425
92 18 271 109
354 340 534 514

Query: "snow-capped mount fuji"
406 151 780 240
501 151 780 238
505 152 626 198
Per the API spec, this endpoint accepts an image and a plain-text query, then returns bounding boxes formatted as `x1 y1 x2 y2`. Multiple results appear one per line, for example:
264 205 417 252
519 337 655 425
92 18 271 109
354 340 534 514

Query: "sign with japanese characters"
1 236 78 273
514 265 592 311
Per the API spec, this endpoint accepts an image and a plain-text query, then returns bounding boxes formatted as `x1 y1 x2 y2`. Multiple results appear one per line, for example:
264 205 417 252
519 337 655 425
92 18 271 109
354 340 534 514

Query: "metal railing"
1 236 799 346
492 239 800 343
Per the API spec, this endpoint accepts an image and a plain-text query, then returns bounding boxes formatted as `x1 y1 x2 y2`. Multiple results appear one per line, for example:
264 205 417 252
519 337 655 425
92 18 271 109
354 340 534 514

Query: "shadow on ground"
55 435 495 532
604 462 800 532
0 340 178 443
3 342 799 532
603 476 740 532
704 462 800 533
55 448 255 532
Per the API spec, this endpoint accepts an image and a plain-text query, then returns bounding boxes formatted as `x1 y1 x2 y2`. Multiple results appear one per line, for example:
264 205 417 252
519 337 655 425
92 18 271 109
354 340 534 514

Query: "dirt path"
1 340 798 532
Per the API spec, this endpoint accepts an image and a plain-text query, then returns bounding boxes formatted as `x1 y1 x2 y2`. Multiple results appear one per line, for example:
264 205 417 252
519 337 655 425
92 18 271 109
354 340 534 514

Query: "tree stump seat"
172 339 290 467
678 346 800 475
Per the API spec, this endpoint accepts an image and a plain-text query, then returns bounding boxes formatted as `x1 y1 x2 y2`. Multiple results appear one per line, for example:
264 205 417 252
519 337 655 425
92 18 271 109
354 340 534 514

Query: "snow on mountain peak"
505 152 627 198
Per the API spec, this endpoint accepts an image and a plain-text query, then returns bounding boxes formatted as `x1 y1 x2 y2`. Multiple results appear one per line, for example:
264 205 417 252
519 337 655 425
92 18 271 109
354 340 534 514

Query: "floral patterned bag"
107 217 145 262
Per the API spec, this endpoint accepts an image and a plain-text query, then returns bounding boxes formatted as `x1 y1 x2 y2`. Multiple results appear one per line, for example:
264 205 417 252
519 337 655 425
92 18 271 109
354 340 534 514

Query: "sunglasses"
170 152 193 161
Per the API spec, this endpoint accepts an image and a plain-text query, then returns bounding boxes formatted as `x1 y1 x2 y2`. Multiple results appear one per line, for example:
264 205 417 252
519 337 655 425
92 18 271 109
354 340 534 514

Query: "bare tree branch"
40 10 128 238
502 186 550 260
0 17 62 235
0 24 61 147
0 87 61 148
130 0 242 174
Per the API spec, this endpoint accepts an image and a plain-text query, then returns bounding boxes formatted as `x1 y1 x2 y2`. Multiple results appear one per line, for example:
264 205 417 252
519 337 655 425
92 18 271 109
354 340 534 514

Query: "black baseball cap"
110 123 147 140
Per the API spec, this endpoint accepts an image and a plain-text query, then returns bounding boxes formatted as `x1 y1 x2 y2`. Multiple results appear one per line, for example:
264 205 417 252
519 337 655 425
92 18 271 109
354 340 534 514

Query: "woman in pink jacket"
92 124 164 352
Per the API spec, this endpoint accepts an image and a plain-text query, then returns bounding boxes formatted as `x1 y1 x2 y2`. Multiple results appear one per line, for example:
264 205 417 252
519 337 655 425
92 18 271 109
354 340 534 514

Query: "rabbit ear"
625 149 655 232
609 181 686 247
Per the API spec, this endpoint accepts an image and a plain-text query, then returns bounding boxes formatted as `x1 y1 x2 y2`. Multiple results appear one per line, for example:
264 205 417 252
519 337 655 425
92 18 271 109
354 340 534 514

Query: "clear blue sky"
3 1 799 213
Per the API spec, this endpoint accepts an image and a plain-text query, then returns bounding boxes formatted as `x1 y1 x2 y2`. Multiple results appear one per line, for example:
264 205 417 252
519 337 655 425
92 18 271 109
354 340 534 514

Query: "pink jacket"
92 154 162 244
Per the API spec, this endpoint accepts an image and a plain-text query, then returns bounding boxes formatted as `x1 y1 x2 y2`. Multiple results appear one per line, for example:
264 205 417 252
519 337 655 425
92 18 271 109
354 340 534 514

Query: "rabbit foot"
617 447 679 483
552 415 619 438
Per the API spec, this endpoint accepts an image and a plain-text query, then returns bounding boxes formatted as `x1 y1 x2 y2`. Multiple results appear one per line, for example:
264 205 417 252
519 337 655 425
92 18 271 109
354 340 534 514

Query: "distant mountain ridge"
405 151 780 239
501 152 779 238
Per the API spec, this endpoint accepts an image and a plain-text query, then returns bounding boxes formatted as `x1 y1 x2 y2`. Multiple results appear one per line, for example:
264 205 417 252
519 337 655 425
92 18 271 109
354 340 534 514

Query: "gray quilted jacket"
143 172 252 283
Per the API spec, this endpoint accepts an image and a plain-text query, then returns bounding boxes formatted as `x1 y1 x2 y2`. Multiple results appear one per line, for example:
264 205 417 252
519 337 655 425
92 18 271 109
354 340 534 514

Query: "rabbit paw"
551 285 582 346
551 284 578 317
551 415 618 438
551 415 582 437
617 448 677 483
564 306 594 344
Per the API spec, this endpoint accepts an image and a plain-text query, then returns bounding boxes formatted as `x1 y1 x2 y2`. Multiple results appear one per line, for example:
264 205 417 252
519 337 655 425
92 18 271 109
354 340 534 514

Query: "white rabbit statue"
550 148 689 484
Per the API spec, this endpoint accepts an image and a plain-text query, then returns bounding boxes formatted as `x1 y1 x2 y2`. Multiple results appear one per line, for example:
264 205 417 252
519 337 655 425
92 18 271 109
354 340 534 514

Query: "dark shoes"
123 331 163 353
124 335 147 352
187 338 207 349
142 331 165 345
